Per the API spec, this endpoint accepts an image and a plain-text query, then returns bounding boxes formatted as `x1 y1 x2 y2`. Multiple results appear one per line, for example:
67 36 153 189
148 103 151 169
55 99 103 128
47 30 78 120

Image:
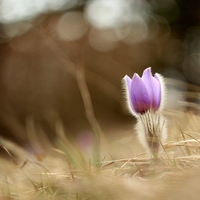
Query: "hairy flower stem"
136 111 167 158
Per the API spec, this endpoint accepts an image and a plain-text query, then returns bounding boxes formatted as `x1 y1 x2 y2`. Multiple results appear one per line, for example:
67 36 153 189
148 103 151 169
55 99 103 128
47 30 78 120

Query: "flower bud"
123 67 165 117
123 67 167 157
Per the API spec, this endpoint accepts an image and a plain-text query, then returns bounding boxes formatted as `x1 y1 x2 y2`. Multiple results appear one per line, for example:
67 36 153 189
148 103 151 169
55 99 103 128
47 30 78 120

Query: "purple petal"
130 74 151 113
124 75 132 91
154 73 163 107
141 68 161 110
123 75 136 113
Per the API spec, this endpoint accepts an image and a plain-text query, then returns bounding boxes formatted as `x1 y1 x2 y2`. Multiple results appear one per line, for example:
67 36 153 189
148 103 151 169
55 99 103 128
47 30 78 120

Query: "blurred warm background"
0 0 200 149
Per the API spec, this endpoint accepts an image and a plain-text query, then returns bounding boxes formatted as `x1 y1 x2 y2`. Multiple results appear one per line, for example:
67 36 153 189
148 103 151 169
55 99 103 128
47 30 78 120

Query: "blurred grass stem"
42 31 108 165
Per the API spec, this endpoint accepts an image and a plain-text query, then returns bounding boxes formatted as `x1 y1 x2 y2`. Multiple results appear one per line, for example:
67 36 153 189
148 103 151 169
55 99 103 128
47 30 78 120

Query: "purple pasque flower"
123 67 164 117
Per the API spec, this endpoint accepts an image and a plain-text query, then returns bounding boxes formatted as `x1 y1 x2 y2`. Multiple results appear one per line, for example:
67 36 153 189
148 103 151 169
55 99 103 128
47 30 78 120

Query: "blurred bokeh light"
57 11 88 41
0 0 77 23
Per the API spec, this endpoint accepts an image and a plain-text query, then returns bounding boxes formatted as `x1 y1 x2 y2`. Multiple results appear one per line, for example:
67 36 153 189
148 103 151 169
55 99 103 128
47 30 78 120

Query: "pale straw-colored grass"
1 109 200 200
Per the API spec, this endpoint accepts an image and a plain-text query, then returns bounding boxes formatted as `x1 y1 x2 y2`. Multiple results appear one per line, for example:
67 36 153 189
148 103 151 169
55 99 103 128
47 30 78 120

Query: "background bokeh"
0 0 200 148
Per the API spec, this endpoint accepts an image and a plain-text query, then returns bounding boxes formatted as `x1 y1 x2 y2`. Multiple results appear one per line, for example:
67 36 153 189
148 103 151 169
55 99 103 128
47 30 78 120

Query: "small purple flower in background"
123 67 167 157
123 67 165 117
